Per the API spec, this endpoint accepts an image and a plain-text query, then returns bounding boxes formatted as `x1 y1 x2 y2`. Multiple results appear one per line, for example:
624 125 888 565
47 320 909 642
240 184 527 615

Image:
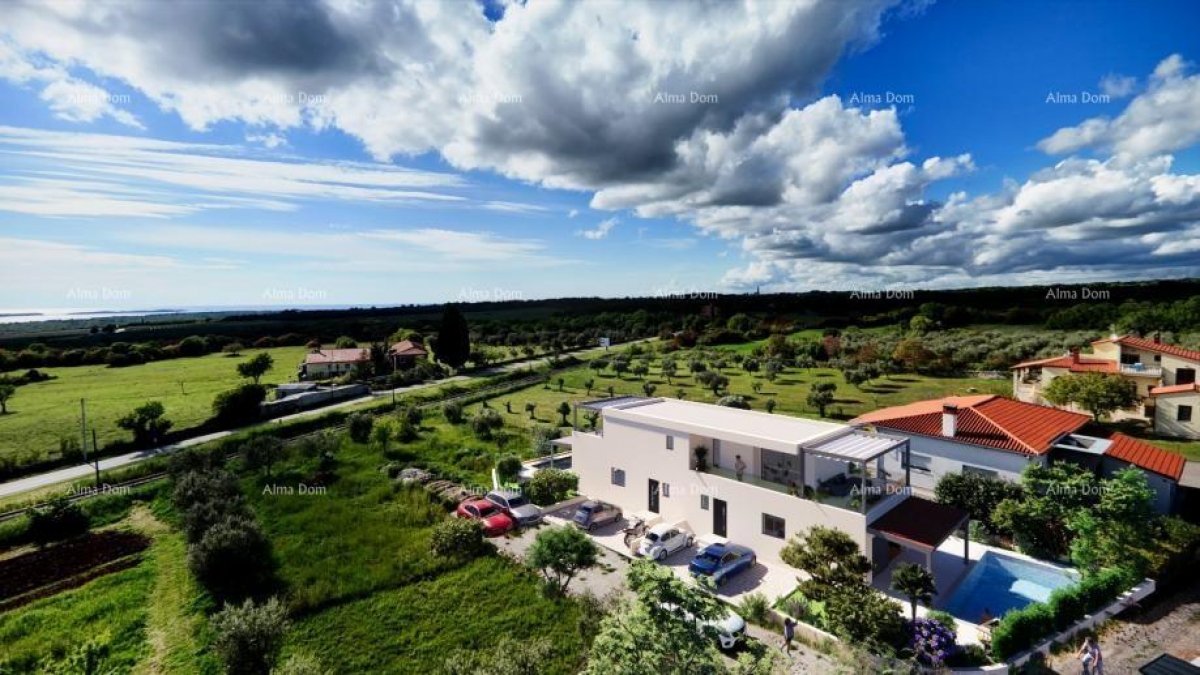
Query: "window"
962 465 999 479
611 468 626 487
1178 368 1197 385
666 435 675 450
903 453 933 473
712 439 722 467
700 495 710 510
1179 405 1194 422
762 513 786 539
662 483 670 498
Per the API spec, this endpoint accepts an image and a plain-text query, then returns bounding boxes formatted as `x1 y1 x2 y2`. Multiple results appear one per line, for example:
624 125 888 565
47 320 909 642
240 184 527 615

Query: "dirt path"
128 506 210 675
1046 578 1200 673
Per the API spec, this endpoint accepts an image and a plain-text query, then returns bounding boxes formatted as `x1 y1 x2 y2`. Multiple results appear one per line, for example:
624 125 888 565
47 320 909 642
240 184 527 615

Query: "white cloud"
1099 73 1136 98
577 217 619 240
1039 54 1200 157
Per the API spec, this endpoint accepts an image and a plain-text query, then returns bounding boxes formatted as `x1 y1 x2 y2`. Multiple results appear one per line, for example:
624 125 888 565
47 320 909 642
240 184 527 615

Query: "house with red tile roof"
854 395 1186 513
387 339 428 370
300 347 370 380
1011 333 1200 440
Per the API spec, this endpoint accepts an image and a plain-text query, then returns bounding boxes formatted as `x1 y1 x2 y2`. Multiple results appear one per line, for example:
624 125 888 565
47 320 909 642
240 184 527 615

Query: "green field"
0 346 309 467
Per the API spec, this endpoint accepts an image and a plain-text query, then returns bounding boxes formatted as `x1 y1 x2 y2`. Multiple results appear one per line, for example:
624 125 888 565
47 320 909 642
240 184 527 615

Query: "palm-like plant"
890 562 937 621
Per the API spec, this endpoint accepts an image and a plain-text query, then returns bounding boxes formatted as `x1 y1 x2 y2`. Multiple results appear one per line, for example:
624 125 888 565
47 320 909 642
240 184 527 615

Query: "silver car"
485 489 544 527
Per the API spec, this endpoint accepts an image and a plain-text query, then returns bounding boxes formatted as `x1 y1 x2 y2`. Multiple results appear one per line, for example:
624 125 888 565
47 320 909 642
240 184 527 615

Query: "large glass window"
760 447 801 486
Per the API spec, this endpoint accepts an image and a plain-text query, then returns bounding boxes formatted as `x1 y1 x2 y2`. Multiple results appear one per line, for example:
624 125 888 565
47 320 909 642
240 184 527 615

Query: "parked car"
637 523 694 560
456 499 515 537
661 603 747 651
485 489 544 527
572 500 623 531
688 543 756 586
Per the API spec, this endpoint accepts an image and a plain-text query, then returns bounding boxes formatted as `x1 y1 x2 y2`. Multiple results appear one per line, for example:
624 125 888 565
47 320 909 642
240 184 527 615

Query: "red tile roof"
388 340 427 357
1010 354 1117 373
1149 383 1200 396
1093 335 1200 363
854 396 1091 455
304 348 369 365
1104 432 1186 481
867 497 968 551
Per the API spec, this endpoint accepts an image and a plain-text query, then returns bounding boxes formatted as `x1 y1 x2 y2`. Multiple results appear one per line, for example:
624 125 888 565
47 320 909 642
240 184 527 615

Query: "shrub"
737 592 771 626
189 515 273 603
496 455 523 484
212 383 267 427
273 653 331 675
430 517 486 560
908 617 957 667
347 412 374 443
990 601 1055 660
716 395 750 409
526 468 578 506
470 408 503 440
926 609 957 628
211 597 289 675
442 400 465 424
27 496 90 546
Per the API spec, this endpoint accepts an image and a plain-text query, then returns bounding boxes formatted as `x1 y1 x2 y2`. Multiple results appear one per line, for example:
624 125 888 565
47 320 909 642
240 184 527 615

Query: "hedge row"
991 567 1134 659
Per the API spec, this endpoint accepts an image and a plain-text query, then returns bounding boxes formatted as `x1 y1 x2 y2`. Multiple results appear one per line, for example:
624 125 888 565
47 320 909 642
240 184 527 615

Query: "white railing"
1119 364 1162 377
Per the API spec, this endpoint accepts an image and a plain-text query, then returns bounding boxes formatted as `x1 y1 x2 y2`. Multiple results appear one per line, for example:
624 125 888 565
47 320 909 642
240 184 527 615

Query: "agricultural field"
463 344 1014 436
0 346 309 468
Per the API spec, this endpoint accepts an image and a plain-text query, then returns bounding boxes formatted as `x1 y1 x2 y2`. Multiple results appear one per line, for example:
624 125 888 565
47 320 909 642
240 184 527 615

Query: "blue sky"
0 0 1198 311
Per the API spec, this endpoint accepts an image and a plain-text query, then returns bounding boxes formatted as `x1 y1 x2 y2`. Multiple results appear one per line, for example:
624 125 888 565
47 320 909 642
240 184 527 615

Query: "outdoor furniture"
819 473 854 497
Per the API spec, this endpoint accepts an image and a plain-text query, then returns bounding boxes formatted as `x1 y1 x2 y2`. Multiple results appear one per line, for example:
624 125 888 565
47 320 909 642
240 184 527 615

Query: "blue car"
688 543 756 586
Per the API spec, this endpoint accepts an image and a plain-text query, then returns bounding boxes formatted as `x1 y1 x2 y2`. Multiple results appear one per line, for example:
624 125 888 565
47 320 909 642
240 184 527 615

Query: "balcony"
702 464 909 515
1119 364 1162 378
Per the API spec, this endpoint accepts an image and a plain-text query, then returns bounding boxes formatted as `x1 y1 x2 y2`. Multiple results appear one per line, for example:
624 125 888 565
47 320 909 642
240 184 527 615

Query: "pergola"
868 497 970 570
801 430 911 514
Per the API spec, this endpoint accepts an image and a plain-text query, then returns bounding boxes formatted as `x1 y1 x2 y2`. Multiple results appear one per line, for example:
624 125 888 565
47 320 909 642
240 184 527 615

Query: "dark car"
572 500 623 531
688 543 756 586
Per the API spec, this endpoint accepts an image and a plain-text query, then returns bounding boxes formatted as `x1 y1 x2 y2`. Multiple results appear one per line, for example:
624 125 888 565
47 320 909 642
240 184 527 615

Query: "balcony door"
648 479 660 513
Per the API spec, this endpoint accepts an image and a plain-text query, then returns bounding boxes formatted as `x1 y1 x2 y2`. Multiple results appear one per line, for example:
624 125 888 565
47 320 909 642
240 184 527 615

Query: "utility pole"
92 428 101 489
80 397 87 466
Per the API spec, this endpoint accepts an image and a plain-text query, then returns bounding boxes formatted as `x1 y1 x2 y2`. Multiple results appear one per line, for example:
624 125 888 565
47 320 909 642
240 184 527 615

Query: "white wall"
900 434 1046 491
572 418 871 564
1154 393 1200 439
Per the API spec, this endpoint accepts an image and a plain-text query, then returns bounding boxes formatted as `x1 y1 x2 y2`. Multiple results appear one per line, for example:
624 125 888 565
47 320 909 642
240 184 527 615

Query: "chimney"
1069 348 1080 364
1153 332 1162 344
942 403 958 438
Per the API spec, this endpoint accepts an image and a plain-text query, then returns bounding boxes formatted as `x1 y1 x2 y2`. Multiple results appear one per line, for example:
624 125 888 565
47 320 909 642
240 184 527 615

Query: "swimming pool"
942 552 1078 623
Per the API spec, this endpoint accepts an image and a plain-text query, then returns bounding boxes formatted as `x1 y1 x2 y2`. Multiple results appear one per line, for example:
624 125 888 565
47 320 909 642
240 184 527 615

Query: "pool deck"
872 536 1078 646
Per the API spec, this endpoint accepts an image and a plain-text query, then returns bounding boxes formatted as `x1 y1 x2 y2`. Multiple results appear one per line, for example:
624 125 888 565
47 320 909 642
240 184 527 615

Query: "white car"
637 523 693 560
660 603 746 651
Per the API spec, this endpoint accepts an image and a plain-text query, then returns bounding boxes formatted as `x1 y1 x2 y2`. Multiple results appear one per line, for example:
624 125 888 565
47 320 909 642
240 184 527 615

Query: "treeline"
0 333 311 371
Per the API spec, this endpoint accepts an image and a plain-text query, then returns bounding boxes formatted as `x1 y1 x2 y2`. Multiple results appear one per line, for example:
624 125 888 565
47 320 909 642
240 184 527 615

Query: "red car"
456 499 515 536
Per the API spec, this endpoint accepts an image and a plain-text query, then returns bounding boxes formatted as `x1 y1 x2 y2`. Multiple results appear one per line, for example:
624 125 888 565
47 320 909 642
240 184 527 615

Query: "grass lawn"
0 346 309 467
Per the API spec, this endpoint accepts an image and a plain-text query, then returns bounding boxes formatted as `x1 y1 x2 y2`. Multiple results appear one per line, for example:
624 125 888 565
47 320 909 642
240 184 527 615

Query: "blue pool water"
942 552 1078 623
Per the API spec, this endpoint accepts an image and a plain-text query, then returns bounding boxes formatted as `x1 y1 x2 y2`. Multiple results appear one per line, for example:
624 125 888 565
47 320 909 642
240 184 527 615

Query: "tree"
334 336 357 348
442 400 465 424
0 381 14 414
236 352 274 385
556 401 571 426
1043 372 1138 420
934 471 1022 535
444 637 556 675
211 597 289 675
117 401 173 446
212 384 267 427
239 436 285 477
1068 467 1155 573
806 382 836 417
371 420 396 452
643 382 658 397
661 360 677 384
525 401 537 419
527 525 599 593
890 562 937 620
430 517 486 560
631 363 649 379
780 526 871 602
584 378 595 396
223 342 245 356
765 398 776 414
585 560 725 675
189 515 273 603
993 462 1100 559
893 338 935 372
27 496 89 546
496 454 523 484
470 408 503 440
716 395 750 409
346 412 374 443
526 468 577 505
435 304 471 369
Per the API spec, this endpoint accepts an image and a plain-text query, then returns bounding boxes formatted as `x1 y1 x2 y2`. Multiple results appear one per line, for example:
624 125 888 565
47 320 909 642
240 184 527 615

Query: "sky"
0 0 1198 311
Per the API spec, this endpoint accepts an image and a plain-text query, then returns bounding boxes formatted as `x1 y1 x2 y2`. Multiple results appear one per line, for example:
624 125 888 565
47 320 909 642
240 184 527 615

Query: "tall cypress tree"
436 304 471 369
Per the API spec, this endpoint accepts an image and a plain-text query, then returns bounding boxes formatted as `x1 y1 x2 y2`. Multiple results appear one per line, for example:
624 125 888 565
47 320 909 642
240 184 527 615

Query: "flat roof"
1140 654 1200 675
577 396 657 412
605 398 848 451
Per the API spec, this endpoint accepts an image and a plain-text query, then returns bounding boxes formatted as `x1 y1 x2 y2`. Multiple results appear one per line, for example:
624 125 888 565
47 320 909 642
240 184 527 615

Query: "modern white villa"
854 395 1187 514
1012 333 1200 440
566 396 972 573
